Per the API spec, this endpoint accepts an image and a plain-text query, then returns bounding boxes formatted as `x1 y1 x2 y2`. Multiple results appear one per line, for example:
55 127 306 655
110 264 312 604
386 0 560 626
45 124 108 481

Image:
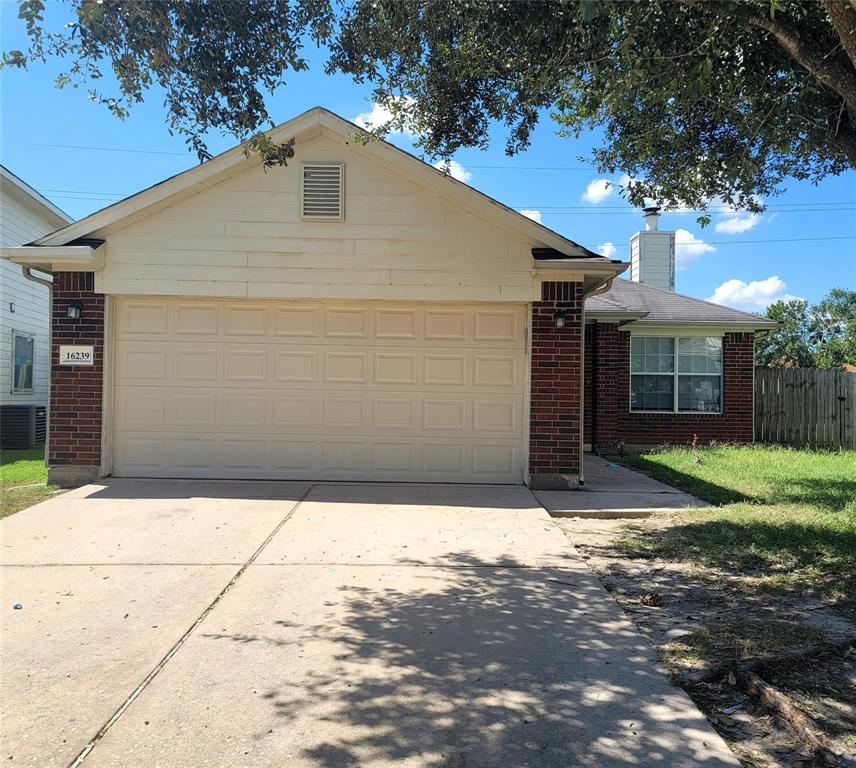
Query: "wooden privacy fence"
755 367 855 449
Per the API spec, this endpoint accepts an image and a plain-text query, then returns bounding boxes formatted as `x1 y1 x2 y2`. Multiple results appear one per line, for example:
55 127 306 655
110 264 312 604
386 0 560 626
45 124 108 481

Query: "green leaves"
757 290 856 368
2 0 854 198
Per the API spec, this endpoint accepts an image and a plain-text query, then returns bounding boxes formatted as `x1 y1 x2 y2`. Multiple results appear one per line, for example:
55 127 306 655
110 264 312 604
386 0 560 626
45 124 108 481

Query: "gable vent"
301 163 344 220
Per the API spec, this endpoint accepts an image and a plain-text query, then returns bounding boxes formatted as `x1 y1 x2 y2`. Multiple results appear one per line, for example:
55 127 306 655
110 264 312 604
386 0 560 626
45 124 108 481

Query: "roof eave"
1 243 104 271
630 318 779 331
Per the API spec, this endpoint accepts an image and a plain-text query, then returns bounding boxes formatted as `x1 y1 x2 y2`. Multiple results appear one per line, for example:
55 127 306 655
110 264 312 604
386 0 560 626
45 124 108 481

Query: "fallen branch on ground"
733 667 842 767
677 636 856 687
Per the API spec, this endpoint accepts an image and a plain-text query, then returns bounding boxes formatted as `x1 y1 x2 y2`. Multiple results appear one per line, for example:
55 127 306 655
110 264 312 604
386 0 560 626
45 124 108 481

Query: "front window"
12 332 34 393
630 336 722 413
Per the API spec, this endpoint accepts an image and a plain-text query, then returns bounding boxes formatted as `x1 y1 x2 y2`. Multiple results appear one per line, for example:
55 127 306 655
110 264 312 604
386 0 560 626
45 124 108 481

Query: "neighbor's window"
630 336 722 413
12 332 34 393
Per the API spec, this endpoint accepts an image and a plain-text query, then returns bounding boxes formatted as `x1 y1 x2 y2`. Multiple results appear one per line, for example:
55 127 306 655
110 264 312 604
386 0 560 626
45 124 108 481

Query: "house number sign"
59 345 94 366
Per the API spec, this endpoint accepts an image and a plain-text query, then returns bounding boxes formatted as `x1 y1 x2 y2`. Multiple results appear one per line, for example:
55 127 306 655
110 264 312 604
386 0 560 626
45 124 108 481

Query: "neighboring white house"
0 165 72 446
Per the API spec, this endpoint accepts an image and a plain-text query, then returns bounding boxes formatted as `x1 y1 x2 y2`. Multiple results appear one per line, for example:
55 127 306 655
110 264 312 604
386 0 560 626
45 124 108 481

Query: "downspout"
579 277 615 487
21 266 53 469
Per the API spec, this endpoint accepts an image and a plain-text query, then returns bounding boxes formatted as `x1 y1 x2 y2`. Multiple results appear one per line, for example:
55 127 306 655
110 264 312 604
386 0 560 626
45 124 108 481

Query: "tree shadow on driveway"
197 553 736 768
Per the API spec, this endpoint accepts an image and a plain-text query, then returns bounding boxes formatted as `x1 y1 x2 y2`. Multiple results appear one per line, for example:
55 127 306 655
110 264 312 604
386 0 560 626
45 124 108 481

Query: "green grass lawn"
617 445 856 597
0 447 61 519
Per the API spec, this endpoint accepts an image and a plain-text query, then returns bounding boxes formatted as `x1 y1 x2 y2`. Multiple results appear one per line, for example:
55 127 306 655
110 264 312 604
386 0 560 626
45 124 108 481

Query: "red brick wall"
585 322 626 451
529 281 583 487
585 322 756 450
49 272 105 468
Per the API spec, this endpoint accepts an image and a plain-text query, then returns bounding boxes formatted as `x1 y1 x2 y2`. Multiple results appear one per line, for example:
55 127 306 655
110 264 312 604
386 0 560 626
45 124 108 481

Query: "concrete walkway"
2 480 736 768
537 454 709 518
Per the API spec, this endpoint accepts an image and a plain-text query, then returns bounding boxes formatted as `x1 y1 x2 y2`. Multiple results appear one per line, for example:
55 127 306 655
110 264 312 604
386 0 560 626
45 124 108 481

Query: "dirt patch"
555 516 856 767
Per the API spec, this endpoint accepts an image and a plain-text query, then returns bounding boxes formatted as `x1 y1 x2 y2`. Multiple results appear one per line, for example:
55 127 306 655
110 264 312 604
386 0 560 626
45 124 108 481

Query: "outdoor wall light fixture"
67 300 83 320
554 309 568 329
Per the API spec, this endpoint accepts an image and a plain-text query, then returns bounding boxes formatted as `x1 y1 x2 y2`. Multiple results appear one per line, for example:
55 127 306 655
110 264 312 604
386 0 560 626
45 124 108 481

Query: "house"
0 107 775 488
0 165 72 448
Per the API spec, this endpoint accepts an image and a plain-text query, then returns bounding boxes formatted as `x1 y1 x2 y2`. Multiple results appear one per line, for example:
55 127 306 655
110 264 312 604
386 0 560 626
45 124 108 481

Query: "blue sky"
2 3 854 312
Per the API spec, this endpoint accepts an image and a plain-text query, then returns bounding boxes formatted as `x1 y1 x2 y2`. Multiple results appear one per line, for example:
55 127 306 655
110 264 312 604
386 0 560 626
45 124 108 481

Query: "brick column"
48 272 105 487
588 322 626 454
529 281 583 489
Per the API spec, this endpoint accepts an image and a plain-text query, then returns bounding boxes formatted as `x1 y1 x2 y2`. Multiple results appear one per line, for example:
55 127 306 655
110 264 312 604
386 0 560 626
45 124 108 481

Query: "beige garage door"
112 299 526 482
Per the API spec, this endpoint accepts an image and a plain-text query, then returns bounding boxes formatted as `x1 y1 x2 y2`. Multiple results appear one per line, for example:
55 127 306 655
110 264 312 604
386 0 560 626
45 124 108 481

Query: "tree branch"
750 12 856 114
821 0 856 69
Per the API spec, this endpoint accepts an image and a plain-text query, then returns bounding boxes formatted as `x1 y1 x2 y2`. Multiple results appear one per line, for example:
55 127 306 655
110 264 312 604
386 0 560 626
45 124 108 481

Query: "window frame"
10 330 35 394
629 335 723 415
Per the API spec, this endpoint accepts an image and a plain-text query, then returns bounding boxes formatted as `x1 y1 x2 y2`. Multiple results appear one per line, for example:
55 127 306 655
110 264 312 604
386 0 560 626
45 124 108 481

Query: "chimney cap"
642 205 661 215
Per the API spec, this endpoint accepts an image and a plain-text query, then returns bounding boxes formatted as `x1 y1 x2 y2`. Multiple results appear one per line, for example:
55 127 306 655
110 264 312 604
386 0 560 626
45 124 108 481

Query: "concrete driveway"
1 480 738 768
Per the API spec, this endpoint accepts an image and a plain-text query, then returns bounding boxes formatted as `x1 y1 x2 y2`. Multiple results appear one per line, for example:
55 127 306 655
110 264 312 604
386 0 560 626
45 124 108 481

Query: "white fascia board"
1 244 104 270
533 259 630 283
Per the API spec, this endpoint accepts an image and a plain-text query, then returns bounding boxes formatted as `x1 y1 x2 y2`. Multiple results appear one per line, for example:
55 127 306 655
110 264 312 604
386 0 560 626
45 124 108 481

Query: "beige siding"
99 132 537 301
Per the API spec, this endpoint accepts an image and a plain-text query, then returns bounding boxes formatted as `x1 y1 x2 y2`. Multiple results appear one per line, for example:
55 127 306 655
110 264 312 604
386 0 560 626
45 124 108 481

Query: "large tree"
4 0 856 211
756 289 856 368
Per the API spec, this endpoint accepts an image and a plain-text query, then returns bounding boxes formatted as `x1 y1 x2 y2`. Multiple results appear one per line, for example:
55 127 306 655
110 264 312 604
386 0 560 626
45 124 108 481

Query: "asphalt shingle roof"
587 278 778 326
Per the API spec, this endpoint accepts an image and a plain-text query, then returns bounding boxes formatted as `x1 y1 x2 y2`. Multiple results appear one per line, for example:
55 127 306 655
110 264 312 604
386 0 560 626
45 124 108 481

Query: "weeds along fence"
755 367 855 450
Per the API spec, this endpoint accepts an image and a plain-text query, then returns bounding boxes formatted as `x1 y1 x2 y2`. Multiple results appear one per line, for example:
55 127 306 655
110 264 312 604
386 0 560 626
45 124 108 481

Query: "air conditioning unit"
0 405 47 449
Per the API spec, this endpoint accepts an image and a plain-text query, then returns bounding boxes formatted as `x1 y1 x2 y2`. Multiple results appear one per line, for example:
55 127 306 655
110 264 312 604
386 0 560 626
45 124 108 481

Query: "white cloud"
519 209 543 224
714 210 761 234
707 275 798 312
597 242 617 258
433 159 472 183
353 99 416 136
581 178 615 205
675 228 716 270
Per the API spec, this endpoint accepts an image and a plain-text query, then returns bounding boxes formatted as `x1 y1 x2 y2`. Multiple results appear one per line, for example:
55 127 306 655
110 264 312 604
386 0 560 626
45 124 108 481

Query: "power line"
1 140 190 157
42 192 856 218
36 187 856 212
590 235 856 247
516 201 856 210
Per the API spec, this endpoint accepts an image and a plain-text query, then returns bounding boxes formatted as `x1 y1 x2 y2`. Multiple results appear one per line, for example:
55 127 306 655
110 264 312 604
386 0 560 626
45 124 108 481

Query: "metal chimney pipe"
643 205 661 231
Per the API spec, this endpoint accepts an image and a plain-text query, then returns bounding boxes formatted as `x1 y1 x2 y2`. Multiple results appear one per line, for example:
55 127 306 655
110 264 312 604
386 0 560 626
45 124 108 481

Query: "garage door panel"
371 442 417 473
119 300 523 348
325 307 369 338
376 309 418 339
373 398 417 430
114 388 521 439
121 301 169 335
373 353 417 385
223 304 268 335
474 309 520 342
274 351 317 383
174 303 219 335
173 348 217 382
223 349 268 382
173 438 217 470
274 306 320 337
120 344 167 381
171 393 217 427
271 440 318 471
113 299 525 482
113 433 521 481
323 352 367 384
474 355 518 387
272 395 317 428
